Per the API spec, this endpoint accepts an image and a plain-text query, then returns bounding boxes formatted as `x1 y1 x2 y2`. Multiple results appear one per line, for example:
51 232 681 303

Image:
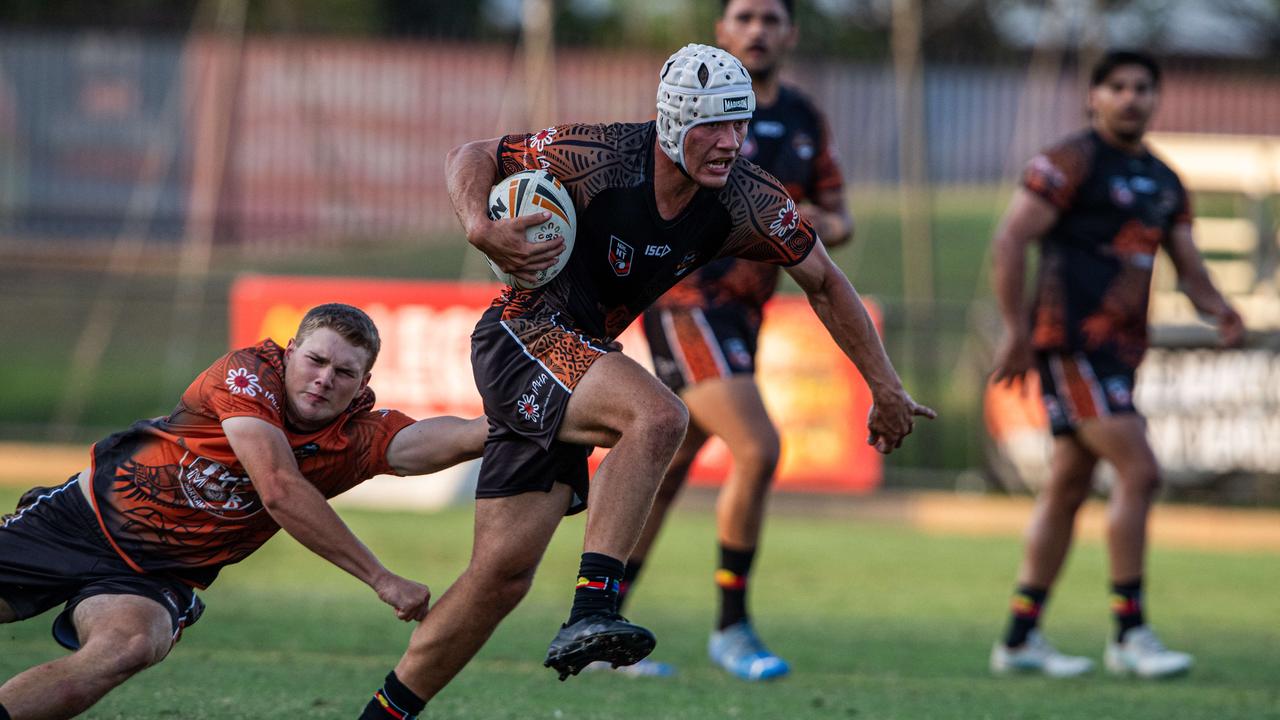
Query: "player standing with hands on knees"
988 50 1244 679
616 0 855 680
0 304 487 720
357 43 932 720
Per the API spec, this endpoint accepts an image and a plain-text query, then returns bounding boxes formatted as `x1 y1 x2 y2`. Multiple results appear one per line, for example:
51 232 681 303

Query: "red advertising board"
231 275 882 493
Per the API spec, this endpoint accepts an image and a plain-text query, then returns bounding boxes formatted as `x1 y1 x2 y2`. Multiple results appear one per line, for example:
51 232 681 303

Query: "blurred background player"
357 43 931 720
620 0 854 681
0 303 485 720
988 50 1244 679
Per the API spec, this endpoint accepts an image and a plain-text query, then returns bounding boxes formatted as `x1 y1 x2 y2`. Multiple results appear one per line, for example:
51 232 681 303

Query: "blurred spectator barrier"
3 33 1280 248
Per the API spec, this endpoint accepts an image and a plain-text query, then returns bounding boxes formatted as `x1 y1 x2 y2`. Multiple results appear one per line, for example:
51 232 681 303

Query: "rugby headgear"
656 44 755 170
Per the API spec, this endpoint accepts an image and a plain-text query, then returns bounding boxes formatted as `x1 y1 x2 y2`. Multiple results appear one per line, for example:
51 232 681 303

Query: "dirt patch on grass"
3 442 1276 553
0 442 87 487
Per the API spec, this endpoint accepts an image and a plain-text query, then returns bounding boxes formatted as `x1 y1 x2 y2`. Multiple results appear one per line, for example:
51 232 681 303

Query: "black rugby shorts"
470 306 611 514
1036 350 1139 436
0 477 205 649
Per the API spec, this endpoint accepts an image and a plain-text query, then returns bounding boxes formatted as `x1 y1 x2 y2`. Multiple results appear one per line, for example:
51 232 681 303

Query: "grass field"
2 487 1277 719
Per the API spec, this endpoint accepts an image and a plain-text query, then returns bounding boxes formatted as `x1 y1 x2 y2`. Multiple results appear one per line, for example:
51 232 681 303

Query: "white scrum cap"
656 43 755 170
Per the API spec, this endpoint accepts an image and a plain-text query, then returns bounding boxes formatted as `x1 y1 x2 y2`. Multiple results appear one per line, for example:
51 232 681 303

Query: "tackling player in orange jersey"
0 304 486 720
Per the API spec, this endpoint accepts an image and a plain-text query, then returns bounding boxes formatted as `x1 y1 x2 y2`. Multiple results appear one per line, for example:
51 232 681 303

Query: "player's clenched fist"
375 572 432 622
866 390 937 454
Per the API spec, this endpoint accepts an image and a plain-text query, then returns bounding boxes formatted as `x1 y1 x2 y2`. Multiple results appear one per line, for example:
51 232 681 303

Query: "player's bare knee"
1045 477 1090 514
1118 464 1162 499
636 395 688 456
88 629 169 681
734 435 781 484
467 555 539 606
479 571 536 614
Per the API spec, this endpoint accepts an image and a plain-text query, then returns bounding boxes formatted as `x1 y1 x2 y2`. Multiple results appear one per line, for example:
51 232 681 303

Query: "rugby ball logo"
484 169 577 289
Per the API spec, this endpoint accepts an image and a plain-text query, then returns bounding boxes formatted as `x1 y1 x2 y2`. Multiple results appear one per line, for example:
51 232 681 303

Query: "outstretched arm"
385 416 488 476
990 188 1060 385
784 243 936 453
446 137 565 285
223 416 430 621
1164 223 1245 347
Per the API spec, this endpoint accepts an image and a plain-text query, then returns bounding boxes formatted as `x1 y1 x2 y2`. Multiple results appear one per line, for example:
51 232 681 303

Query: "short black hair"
1090 50 1161 88
721 0 794 21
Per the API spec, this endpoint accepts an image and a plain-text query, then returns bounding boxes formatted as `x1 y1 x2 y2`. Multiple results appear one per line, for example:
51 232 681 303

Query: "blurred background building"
1 0 1277 501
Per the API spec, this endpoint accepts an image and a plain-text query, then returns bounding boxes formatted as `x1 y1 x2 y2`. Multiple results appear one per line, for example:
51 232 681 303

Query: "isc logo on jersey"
485 169 577 289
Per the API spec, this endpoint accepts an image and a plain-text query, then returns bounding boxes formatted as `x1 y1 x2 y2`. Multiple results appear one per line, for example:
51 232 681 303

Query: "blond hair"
294 303 380 372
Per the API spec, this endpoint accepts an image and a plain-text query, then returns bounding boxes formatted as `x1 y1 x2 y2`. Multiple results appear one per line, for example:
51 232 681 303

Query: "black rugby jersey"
1023 129 1192 367
494 121 817 341
653 85 844 318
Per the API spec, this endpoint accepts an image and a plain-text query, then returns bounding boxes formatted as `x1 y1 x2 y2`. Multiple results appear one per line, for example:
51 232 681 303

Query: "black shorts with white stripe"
0 477 204 649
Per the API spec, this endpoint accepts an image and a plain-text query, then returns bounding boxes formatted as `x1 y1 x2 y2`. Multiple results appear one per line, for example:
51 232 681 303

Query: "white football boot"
582 658 676 677
990 630 1094 677
1104 625 1194 678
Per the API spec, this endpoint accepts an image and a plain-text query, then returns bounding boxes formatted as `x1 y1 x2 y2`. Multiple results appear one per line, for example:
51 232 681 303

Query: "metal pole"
892 0 934 317
522 0 556 130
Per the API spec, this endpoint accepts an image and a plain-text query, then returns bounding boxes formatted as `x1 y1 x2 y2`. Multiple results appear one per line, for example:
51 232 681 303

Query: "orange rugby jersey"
86 339 414 588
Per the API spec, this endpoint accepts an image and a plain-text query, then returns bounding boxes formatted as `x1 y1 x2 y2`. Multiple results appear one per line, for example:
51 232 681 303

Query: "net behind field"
0 15 1277 491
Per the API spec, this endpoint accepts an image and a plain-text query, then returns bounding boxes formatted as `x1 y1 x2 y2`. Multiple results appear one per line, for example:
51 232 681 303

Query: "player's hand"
1215 305 1245 348
866 389 936 454
373 573 432 622
991 330 1034 388
469 211 566 285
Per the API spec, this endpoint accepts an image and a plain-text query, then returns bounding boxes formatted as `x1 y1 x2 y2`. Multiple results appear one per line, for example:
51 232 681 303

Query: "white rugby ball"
485 169 577 289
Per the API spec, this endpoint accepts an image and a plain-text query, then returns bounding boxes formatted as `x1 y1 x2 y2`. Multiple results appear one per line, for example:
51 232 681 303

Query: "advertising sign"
984 346 1280 491
231 275 883 494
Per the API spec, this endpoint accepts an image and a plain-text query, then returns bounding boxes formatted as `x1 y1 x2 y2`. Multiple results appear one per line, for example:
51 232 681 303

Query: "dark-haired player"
619 0 854 681
0 304 486 720
357 43 932 719
988 50 1243 678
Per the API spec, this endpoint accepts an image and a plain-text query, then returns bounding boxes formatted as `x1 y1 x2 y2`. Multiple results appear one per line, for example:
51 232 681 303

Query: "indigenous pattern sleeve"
717 159 818 266
185 345 286 425
496 122 649 211
1021 135 1095 211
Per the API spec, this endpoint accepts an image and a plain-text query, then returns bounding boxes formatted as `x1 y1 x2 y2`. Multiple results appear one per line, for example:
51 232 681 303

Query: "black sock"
1003 585 1048 648
1111 577 1145 642
617 558 645 613
568 552 624 624
716 545 755 630
0 701 11 720
359 671 426 720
